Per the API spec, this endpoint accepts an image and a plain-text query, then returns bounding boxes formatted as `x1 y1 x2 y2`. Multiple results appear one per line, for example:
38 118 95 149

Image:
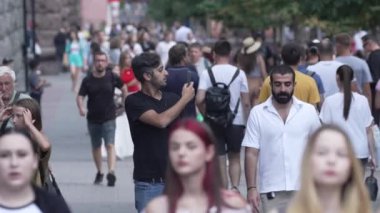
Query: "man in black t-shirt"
362 35 380 124
76 51 126 187
125 53 194 212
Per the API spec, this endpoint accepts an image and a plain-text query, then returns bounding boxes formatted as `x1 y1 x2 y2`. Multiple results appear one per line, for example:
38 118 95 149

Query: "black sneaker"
107 172 116 187
94 172 104 185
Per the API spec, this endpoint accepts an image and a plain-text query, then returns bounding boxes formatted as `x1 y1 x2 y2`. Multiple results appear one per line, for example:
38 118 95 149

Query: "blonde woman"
271 125 371 213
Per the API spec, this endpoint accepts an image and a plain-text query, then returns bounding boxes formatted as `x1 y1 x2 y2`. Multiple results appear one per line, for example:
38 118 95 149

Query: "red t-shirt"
120 68 140 93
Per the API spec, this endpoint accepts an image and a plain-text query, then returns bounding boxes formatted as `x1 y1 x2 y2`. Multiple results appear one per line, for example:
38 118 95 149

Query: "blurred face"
124 54 132 68
149 64 168 88
94 54 108 73
12 106 27 130
0 74 15 103
190 47 202 63
311 130 351 187
271 73 294 104
0 134 38 189
165 33 173 42
169 129 214 176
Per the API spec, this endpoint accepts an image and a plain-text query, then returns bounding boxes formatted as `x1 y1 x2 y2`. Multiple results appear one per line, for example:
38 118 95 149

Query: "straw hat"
241 37 262 54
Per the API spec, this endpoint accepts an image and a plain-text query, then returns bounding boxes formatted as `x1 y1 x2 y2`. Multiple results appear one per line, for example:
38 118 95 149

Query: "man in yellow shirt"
258 43 320 106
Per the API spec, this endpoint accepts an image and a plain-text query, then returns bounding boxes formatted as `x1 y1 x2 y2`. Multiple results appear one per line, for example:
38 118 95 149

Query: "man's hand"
79 108 87 117
369 157 377 170
247 188 260 213
181 82 195 103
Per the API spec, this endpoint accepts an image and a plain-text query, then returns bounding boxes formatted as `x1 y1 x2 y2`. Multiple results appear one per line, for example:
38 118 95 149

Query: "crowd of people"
1 20 380 213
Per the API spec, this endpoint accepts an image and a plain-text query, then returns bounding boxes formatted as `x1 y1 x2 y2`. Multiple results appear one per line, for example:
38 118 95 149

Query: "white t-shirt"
0 203 42 213
242 97 321 193
307 60 343 98
320 92 373 158
155 41 176 65
198 64 249 125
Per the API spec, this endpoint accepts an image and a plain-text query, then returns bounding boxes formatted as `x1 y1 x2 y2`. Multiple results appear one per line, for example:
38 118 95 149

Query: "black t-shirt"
125 91 180 180
368 49 380 83
78 70 123 123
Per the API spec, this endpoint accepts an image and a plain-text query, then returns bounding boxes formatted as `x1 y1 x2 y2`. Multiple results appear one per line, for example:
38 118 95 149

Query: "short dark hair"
168 44 188 66
132 52 161 83
281 43 301 66
362 34 378 44
189 42 202 50
335 33 351 47
269 65 295 83
213 40 231 56
319 39 334 55
93 51 108 61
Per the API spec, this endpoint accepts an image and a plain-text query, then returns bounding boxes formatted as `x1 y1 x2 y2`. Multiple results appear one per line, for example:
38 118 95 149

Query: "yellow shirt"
258 70 320 104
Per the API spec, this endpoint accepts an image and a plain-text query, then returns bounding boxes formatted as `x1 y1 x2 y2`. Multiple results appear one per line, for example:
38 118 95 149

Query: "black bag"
205 67 240 127
365 169 378 201
41 167 63 198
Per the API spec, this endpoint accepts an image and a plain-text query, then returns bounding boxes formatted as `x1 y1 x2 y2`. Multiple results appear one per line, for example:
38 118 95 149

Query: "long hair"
14 99 42 131
287 125 371 213
337 65 354 120
237 52 258 75
119 51 132 70
164 119 223 213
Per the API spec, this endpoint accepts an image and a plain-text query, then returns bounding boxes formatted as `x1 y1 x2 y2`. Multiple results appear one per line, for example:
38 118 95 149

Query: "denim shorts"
134 181 164 212
87 119 116 149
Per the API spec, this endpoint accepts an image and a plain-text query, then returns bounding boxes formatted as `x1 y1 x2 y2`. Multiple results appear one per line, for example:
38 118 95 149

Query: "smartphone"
186 71 191 86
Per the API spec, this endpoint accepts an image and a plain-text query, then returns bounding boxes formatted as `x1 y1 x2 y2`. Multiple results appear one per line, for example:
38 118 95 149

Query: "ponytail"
337 65 354 120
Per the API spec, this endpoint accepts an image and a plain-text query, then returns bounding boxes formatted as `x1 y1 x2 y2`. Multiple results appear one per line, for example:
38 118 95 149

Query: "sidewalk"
41 73 134 213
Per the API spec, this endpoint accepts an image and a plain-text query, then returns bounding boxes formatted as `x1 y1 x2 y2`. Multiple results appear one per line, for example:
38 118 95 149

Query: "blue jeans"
134 181 164 212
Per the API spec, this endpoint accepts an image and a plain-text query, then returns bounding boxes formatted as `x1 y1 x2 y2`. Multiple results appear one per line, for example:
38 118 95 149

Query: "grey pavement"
41 73 134 213
41 72 380 212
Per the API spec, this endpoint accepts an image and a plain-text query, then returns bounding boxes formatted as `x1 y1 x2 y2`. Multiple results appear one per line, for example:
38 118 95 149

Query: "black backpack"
205 67 240 127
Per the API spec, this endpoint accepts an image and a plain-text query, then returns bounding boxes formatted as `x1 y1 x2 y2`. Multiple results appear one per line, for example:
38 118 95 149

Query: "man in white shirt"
307 39 344 98
155 31 176 65
243 65 321 212
189 42 212 77
196 40 251 191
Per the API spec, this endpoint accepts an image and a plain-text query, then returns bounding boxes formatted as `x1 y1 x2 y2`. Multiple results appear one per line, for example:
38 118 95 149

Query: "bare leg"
92 147 102 173
106 144 116 172
70 65 76 91
228 152 241 190
218 155 228 188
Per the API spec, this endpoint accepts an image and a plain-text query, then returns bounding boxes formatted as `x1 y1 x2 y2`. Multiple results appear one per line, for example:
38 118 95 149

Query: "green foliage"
147 0 380 32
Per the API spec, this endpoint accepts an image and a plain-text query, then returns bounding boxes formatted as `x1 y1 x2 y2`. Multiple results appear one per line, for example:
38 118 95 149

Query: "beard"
272 90 293 104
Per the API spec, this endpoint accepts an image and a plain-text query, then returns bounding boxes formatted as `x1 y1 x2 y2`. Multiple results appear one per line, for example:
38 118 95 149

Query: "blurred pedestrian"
155 31 176 65
28 59 49 105
237 37 267 106
277 125 372 213
54 27 68 72
144 119 251 213
117 51 140 94
0 130 71 213
189 42 212 77
139 31 155 53
64 30 85 92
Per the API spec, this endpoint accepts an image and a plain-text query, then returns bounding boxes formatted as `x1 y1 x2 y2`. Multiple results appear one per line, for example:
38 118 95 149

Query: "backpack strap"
207 67 217 87
306 70 316 77
227 68 240 87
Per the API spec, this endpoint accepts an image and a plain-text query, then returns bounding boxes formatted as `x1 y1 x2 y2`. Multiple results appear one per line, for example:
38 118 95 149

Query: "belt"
135 177 165 183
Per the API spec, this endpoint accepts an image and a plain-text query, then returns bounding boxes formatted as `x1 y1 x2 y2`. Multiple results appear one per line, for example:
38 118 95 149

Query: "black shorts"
206 122 245 155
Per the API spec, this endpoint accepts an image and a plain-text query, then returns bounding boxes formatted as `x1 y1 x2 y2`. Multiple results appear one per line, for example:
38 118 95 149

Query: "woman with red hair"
144 119 250 213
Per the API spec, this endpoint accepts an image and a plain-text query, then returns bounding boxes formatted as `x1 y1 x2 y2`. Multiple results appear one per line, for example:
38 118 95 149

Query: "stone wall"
0 0 26 90
35 0 81 52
